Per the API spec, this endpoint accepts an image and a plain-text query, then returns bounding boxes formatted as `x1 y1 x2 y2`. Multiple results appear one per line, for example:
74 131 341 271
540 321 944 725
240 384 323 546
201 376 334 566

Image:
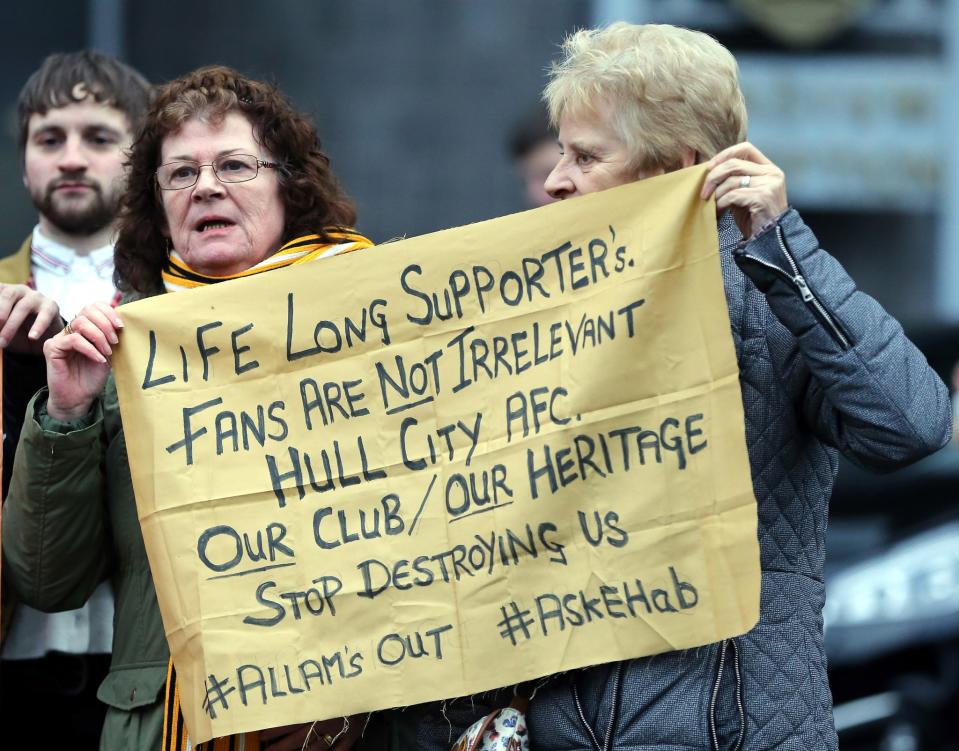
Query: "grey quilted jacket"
520 210 951 751
391 209 951 751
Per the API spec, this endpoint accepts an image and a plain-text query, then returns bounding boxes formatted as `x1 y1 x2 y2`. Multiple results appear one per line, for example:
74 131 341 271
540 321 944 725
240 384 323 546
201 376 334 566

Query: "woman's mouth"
197 220 235 233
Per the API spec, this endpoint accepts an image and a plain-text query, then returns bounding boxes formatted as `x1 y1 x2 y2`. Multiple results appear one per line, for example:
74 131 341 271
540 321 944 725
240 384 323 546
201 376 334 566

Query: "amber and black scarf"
161 229 372 292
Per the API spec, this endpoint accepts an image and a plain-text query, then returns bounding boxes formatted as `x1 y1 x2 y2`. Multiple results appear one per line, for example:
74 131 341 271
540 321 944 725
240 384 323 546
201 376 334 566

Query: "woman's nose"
544 162 573 200
191 164 223 200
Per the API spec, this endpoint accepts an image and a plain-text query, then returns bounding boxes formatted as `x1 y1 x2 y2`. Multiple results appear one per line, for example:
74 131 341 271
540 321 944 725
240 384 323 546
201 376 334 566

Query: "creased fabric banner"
112 165 760 742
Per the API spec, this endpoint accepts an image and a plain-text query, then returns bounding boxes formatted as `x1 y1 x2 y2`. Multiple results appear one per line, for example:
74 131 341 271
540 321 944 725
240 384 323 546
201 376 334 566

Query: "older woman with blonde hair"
3 66 372 751
512 21 948 751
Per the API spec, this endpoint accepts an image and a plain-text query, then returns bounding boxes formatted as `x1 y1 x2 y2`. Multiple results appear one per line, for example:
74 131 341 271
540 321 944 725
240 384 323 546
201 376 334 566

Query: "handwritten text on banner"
112 165 760 742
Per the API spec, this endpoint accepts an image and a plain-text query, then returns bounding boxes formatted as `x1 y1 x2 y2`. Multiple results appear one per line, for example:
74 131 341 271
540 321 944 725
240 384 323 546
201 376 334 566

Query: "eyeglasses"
156 153 280 190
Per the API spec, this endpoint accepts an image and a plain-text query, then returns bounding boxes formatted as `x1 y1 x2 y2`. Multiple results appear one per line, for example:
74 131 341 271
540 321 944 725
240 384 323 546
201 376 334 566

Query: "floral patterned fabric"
451 704 529 751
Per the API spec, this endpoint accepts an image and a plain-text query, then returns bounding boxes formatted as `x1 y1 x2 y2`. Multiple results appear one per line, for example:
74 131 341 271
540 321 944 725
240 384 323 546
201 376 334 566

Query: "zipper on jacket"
709 639 745 751
739 226 851 350
573 662 622 751
774 226 850 349
731 640 745 751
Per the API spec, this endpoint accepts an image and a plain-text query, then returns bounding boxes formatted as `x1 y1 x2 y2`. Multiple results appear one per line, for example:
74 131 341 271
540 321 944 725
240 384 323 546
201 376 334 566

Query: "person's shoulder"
0 236 32 284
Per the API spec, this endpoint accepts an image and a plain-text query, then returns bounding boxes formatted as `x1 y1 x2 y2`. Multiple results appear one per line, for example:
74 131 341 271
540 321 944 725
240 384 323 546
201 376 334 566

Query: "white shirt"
2 225 115 660
28 225 117 317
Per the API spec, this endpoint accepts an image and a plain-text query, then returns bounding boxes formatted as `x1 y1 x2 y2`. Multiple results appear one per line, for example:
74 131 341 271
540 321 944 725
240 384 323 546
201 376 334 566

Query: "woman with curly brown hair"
3 66 372 751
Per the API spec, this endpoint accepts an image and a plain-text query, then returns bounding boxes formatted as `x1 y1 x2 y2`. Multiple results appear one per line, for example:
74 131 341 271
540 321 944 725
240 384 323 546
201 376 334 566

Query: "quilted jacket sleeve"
733 208 951 472
2 389 112 611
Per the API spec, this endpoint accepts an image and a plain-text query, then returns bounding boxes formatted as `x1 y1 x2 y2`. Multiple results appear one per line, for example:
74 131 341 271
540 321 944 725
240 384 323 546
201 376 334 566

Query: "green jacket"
3 379 167 751
1 235 39 639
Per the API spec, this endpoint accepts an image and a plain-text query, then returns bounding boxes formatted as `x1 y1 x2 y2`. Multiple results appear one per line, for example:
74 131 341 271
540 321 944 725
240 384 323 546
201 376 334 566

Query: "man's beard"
32 179 118 237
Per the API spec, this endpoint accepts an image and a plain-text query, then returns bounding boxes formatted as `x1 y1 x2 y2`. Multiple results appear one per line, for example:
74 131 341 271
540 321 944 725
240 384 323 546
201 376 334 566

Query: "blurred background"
3 1 958 748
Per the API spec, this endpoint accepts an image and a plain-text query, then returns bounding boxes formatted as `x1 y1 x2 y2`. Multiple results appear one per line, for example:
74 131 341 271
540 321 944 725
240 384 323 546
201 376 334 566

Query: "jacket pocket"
709 639 745 751
97 664 168 711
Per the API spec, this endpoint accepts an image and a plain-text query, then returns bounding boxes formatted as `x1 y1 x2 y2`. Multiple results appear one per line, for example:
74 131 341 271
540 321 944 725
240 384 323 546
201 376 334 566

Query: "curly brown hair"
114 65 357 295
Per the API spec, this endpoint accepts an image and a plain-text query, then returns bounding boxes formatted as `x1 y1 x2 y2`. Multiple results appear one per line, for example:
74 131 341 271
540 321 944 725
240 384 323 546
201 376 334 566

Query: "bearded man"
0 50 150 749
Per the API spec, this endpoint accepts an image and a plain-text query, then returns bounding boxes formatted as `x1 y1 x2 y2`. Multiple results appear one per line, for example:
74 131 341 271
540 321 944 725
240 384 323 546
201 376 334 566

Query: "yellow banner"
113 165 759 743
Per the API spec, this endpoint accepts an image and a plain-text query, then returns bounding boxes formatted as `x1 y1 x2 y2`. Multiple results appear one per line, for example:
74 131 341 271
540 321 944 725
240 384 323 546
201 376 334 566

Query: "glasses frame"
155 153 280 191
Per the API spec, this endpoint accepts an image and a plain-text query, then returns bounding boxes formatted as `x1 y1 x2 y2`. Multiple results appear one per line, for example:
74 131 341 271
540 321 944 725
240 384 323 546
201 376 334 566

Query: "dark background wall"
2 0 587 247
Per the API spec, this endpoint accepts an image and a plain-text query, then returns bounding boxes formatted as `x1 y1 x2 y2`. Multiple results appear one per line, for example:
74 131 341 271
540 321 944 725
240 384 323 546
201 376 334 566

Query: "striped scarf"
161 229 373 292
160 227 372 751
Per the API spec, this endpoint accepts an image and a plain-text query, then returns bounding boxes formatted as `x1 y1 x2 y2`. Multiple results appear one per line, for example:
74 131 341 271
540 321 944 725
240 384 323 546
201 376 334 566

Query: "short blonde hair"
544 23 747 174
